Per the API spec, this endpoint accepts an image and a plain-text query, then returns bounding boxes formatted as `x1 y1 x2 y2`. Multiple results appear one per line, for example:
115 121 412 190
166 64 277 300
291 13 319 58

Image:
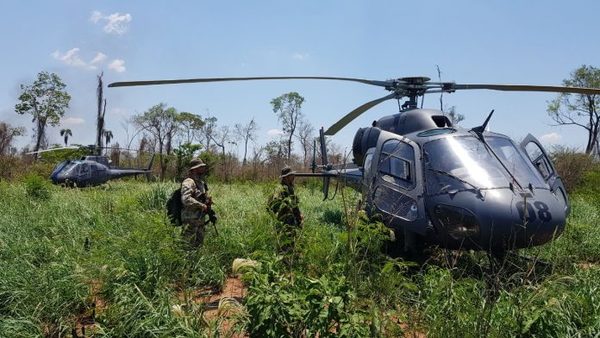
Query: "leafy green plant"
137 182 173 211
23 173 51 200
244 257 376 337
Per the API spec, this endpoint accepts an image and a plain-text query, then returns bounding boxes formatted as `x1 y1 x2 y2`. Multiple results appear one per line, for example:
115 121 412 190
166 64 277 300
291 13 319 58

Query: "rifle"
201 194 219 236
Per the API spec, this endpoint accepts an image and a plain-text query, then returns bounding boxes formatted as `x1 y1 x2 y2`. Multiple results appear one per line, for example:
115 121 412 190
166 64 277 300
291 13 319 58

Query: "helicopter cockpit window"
524 142 553 180
80 163 89 175
489 137 545 187
379 140 415 189
61 162 78 175
424 136 545 192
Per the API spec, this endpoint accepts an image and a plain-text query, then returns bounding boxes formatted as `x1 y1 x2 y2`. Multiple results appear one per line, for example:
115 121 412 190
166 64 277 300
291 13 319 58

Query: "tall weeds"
0 179 598 336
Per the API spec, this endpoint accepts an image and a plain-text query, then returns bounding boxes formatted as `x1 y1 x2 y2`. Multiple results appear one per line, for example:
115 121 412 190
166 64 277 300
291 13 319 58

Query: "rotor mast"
387 76 431 111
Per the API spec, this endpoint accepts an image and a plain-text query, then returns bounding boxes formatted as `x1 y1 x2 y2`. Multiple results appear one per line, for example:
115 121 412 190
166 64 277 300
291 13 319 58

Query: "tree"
60 128 72 146
104 130 113 147
547 65 600 155
96 72 107 155
200 115 218 151
271 92 304 160
174 143 202 180
210 125 235 180
235 118 258 165
0 122 25 155
177 112 205 145
133 103 180 179
296 118 315 167
15 71 71 156
445 106 465 125
264 139 288 170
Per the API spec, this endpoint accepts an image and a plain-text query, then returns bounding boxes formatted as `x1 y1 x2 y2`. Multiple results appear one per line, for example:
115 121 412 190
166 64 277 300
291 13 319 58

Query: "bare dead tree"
0 122 25 155
210 125 235 180
200 115 218 151
296 118 315 168
96 72 107 155
235 118 258 166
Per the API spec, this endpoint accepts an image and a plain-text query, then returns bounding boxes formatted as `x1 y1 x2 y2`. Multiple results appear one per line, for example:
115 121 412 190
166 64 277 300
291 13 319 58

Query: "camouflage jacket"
268 184 302 226
181 176 209 222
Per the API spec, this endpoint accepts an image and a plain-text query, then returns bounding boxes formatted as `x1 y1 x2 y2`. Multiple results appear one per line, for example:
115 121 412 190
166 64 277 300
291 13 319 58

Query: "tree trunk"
287 135 292 160
34 119 46 159
243 138 249 166
158 141 165 181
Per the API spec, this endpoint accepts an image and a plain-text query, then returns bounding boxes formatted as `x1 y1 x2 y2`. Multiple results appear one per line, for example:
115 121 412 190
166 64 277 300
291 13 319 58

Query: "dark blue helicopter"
109 75 600 253
32 147 155 187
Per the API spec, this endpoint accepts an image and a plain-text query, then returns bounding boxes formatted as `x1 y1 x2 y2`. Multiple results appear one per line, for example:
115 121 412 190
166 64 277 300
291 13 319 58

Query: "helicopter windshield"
60 162 79 175
424 135 545 191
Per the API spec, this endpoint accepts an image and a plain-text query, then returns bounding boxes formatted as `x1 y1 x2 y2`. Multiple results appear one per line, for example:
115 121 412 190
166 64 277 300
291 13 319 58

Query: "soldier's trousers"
276 221 300 255
182 219 206 249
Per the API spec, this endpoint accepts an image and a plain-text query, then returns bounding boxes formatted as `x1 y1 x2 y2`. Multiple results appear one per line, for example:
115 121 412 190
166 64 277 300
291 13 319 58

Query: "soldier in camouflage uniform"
268 166 303 253
181 158 211 249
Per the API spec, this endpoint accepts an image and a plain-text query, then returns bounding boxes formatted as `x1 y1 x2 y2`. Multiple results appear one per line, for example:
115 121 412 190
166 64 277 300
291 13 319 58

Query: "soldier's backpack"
166 188 182 226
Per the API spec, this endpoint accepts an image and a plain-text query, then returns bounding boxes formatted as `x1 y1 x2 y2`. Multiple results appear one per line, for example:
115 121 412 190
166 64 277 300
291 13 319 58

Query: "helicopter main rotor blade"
26 146 81 155
325 92 398 136
452 84 600 95
109 76 392 88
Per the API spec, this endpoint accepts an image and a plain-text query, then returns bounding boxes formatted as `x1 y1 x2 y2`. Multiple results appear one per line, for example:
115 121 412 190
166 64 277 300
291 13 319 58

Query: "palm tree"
60 128 72 146
103 130 113 147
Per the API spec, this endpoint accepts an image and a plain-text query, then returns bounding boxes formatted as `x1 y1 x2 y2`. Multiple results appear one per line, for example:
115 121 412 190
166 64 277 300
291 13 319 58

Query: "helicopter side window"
524 143 553 180
80 163 89 175
363 149 375 176
379 140 415 189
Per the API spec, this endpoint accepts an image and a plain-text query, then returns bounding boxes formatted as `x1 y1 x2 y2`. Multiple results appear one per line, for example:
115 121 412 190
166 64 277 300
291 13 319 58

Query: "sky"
1 1 599 157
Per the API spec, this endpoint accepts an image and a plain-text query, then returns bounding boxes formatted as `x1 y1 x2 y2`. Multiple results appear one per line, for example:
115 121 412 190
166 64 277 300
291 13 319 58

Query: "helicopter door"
372 136 426 234
520 134 569 210
79 163 90 181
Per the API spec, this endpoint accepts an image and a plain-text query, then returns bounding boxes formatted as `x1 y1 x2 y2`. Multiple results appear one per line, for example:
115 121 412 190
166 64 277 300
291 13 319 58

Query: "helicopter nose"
429 188 567 250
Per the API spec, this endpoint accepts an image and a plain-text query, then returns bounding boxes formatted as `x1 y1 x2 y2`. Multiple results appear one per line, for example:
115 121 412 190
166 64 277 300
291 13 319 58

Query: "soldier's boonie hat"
189 158 207 170
279 166 296 178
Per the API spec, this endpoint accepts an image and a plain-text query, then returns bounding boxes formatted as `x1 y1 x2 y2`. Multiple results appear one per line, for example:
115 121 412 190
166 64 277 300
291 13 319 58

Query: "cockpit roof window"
417 128 456 137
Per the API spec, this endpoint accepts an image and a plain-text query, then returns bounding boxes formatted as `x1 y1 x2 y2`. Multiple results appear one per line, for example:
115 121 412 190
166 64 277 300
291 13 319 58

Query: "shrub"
244 258 376 337
137 182 173 211
23 174 51 200
550 147 597 192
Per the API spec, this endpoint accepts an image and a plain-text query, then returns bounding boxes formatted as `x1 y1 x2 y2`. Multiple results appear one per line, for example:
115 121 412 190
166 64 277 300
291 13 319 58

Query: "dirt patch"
578 262 597 270
203 277 246 305
201 277 247 337
71 279 107 337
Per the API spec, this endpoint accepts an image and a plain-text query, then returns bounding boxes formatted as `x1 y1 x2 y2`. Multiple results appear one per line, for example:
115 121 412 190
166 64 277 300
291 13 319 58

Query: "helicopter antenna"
471 109 495 136
436 65 444 111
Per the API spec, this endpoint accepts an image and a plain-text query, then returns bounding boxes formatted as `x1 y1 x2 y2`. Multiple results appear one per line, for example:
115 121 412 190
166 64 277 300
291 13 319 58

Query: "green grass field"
0 177 598 337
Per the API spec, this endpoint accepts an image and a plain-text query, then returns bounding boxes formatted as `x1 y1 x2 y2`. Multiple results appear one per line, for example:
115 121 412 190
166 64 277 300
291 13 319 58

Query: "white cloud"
51 48 88 68
51 48 110 70
90 11 132 35
89 10 102 23
292 52 309 60
108 59 126 73
62 117 85 126
539 132 562 145
90 52 107 65
267 129 284 137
